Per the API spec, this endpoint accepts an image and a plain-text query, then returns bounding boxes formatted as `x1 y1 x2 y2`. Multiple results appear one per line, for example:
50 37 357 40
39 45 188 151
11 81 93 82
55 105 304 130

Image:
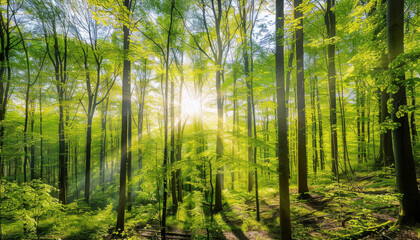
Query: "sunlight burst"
182 93 202 117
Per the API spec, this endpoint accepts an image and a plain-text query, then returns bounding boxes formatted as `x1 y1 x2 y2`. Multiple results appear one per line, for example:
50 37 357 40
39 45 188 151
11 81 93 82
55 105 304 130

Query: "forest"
0 0 419 239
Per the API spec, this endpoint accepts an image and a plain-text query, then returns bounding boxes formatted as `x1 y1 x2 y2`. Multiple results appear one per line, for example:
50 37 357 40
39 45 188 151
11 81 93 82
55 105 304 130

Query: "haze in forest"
0 0 419 239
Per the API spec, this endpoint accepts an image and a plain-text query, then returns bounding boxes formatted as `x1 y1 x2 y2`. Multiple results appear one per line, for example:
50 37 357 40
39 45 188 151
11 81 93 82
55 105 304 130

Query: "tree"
238 0 253 193
386 0 420 224
31 0 71 204
211 0 227 212
373 0 394 167
0 0 20 179
294 0 308 196
15 17 46 181
72 0 114 203
116 0 133 233
325 0 338 179
189 0 234 212
276 0 291 238
162 0 176 237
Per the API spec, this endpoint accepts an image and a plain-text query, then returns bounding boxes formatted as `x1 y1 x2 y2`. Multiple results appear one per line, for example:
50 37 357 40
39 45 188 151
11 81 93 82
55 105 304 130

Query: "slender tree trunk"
85 115 93 203
338 55 352 173
0 28 11 182
251 70 260 221
176 63 185 203
58 88 67 204
361 88 366 162
170 79 177 207
249 29 260 220
162 1 176 238
276 0 292 238
314 84 325 172
138 60 147 175
39 87 44 180
128 101 133 211
231 70 237 190
30 101 35 180
100 98 108 192
75 136 78 199
325 0 339 179
213 0 225 213
116 0 132 232
357 80 362 164
294 0 308 195
240 0 253 193
23 93 30 182
310 72 318 174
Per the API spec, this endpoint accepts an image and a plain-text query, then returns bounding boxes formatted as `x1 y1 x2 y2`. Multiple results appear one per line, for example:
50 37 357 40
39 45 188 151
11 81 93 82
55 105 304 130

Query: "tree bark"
325 0 339 179
170 78 177 207
116 0 132 232
294 0 308 195
85 114 93 203
213 0 225 213
310 68 318 174
30 101 35 180
387 0 420 224
161 1 176 238
276 0 292 238
39 87 44 180
315 76 325 171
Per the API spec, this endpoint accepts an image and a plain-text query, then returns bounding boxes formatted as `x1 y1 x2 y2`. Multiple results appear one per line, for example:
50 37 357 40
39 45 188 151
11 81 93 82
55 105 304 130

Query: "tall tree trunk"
162 1 176 238
387 0 420 224
231 67 237 190
58 88 67 204
361 87 366 162
325 0 339 179
249 26 260 220
138 59 147 174
30 101 35 180
176 61 185 203
75 136 78 199
170 79 177 207
214 0 225 213
276 0 292 238
39 87 44 180
0 0 14 180
315 76 325 170
357 79 362 164
294 0 308 196
251 69 260 221
85 114 93 203
116 0 132 232
23 92 30 182
310 70 318 174
240 0 253 193
100 98 109 192
337 55 352 173
127 101 133 211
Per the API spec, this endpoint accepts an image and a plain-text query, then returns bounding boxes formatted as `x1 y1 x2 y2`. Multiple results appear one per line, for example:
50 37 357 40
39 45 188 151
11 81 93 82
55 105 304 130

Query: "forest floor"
123 170 420 240
2 170 420 239
219 172 420 240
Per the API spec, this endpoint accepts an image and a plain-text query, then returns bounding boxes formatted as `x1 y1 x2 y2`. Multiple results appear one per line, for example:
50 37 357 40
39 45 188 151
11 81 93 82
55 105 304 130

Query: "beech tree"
276 0 291 238
116 0 133 233
0 0 419 239
386 0 420 224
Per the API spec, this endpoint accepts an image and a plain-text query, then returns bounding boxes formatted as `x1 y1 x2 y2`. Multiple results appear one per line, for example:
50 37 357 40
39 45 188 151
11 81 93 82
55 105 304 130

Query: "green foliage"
1 180 62 239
